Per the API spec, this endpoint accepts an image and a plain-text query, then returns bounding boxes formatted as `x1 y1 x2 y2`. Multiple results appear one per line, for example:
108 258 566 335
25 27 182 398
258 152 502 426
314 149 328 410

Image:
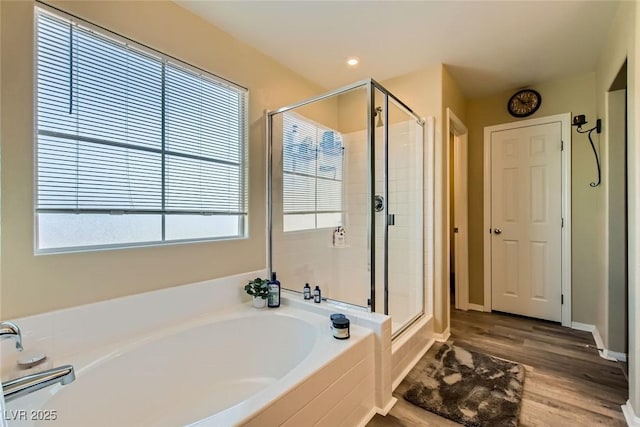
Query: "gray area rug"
404 344 525 427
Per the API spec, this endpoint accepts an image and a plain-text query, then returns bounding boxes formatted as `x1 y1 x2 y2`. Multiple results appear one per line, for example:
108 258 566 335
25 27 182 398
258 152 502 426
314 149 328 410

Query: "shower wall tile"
272 120 424 332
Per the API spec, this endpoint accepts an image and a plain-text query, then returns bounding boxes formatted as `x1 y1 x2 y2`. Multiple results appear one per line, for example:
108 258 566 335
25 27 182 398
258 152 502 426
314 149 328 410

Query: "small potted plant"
244 277 270 308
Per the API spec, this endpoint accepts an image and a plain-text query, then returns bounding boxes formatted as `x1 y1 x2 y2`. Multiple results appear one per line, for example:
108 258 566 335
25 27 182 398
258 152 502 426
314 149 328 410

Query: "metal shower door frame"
266 78 424 320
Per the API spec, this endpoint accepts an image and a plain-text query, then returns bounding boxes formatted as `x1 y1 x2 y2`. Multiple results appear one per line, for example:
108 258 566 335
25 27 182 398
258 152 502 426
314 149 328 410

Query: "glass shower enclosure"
267 79 424 336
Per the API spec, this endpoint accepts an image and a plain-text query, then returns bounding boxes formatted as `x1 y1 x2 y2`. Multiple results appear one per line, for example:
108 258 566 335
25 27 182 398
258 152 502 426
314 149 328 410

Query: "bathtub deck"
368 307 628 427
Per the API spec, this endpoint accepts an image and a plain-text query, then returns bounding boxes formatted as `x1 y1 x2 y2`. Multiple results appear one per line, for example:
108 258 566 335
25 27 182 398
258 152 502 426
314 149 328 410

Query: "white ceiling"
176 1 619 99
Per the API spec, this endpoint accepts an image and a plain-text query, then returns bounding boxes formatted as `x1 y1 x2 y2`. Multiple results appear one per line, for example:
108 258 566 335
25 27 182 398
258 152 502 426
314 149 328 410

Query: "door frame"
483 113 572 327
447 108 470 311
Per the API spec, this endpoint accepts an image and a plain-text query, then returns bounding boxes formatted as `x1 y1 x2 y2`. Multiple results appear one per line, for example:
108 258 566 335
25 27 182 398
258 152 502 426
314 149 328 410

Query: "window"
282 112 343 232
35 8 248 252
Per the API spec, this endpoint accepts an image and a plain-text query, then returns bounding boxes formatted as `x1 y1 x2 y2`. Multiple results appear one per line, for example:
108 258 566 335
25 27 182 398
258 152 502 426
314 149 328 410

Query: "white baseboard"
376 397 398 416
571 321 595 332
571 322 626 362
605 349 627 362
591 326 624 362
590 326 610 359
434 327 450 343
468 303 485 312
622 400 640 427
358 408 379 427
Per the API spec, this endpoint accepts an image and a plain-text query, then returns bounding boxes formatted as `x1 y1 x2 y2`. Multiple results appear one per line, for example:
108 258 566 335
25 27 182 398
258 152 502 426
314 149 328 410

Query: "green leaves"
244 278 270 299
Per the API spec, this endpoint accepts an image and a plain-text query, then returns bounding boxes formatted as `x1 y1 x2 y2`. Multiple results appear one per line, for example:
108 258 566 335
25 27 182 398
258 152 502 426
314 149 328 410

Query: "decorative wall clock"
507 89 541 117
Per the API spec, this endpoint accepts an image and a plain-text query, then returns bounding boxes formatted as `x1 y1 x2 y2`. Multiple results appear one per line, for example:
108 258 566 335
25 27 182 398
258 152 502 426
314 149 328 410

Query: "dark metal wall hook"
572 116 602 187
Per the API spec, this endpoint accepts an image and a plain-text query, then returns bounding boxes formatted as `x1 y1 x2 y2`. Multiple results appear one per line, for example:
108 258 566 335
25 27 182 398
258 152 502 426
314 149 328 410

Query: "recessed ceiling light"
347 57 359 66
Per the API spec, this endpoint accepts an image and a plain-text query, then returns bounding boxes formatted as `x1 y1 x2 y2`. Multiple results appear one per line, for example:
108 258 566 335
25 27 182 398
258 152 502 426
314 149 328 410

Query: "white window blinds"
282 112 343 232
35 8 248 251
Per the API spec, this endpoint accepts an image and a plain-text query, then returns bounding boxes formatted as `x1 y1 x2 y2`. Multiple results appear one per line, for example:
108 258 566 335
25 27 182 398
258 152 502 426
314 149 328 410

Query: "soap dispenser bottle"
314 286 321 303
303 283 311 300
268 272 281 308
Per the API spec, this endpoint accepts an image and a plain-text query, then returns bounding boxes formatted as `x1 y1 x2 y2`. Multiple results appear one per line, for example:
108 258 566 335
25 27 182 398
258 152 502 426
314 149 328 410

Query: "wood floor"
368 307 628 427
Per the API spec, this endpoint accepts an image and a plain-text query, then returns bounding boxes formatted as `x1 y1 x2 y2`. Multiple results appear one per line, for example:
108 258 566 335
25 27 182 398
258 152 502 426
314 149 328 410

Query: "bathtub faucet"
0 321 23 351
2 365 76 403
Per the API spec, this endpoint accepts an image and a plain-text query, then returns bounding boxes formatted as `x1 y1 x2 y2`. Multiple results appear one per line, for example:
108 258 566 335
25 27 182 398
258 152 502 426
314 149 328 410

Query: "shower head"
375 106 383 128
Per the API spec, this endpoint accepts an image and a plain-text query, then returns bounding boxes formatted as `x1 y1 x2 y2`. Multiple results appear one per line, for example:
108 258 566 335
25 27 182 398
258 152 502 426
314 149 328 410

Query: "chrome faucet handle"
0 321 23 351
3 365 75 402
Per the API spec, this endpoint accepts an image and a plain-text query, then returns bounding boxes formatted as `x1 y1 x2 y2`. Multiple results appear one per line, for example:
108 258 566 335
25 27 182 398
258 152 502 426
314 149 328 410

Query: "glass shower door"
386 99 424 335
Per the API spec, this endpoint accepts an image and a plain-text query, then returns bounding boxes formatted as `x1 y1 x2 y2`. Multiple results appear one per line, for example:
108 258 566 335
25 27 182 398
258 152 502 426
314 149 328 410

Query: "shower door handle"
387 214 395 226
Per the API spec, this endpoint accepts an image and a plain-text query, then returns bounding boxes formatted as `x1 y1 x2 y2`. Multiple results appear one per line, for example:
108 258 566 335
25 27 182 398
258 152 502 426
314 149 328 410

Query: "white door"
490 121 562 321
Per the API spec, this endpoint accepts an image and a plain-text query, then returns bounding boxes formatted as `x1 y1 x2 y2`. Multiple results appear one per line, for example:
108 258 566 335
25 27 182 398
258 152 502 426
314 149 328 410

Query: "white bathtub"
5 304 376 427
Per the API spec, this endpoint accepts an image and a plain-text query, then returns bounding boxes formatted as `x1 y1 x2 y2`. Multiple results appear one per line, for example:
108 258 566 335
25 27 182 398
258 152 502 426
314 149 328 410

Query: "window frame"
34 5 249 254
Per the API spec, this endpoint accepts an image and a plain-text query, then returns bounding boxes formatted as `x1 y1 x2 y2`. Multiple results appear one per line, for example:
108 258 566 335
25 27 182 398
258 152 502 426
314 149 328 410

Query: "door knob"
494 228 502 235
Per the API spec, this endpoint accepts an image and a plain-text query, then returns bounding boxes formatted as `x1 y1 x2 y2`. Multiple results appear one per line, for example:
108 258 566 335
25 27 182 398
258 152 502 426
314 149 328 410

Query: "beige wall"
442 66 467 124
595 0 639 415
0 0 4 321
442 65 467 328
631 2 639 416
336 87 368 134
0 0 331 319
598 2 632 358
466 73 600 325
440 66 466 332
606 89 627 354
383 67 442 126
